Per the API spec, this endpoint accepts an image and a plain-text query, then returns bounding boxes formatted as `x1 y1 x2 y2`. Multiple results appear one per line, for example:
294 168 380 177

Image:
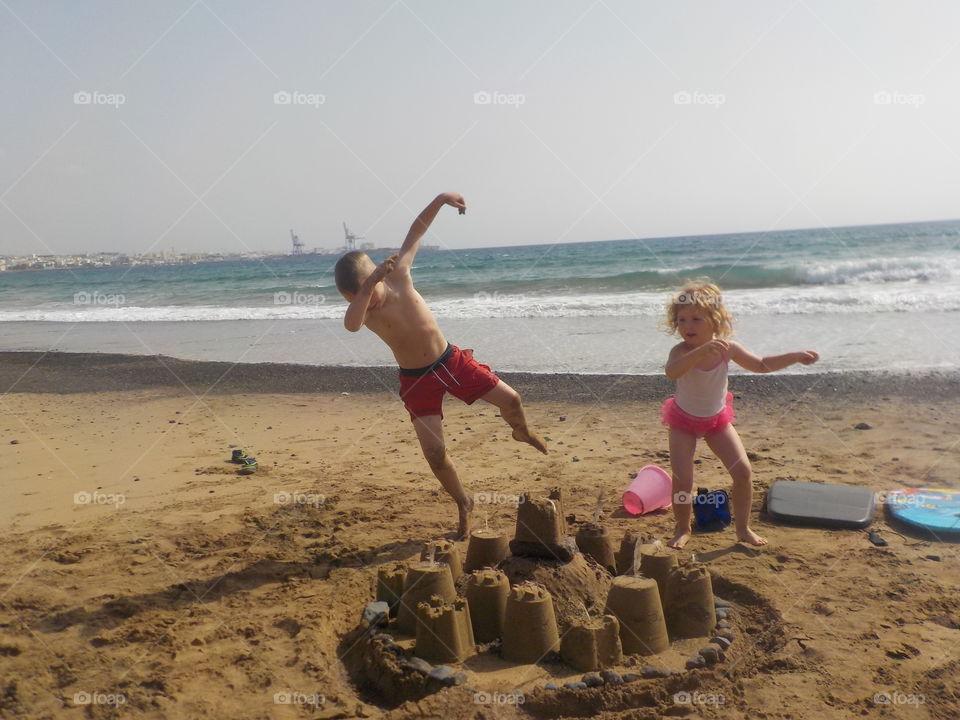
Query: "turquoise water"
1 219 959 372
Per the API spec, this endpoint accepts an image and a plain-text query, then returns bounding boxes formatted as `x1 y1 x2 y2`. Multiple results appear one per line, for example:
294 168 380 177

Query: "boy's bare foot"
737 528 768 546
667 528 692 549
512 428 548 454
456 496 474 541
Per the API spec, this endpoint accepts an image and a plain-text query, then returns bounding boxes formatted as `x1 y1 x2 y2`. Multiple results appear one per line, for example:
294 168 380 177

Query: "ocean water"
1 220 959 374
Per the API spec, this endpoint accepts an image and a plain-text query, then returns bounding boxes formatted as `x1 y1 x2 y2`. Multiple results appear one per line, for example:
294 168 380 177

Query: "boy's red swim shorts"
398 344 500 421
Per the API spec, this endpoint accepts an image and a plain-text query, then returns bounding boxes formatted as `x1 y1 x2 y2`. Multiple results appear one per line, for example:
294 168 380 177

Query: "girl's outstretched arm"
730 341 819 373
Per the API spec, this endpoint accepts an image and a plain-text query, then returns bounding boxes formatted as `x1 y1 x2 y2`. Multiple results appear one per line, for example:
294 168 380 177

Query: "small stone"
452 673 467 686
717 620 732 630
402 656 433 674
572 456 581 462
545 682 558 691
892 457 900 461
564 681 588 690
640 665 661 679
9 440 19 445
686 655 706 670
710 636 732 649
716 630 734 642
926 555 942 562
362 601 389 628
715 608 728 620
559 416 567 421
699 645 720 665
600 670 623 685
428 665 456 685
582 672 603 687
714 597 732 609
854 422 872 430
622 673 640 683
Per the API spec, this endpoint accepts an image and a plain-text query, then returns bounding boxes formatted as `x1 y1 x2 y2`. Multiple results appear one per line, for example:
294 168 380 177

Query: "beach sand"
1 352 958 719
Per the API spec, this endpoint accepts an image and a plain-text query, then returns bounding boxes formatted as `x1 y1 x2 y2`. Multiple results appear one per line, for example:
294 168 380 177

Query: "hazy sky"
2 1 959 255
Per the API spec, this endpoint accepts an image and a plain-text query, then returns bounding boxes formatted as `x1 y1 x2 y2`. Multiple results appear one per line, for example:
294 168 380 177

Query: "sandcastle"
396 560 456 635
560 614 622 671
574 523 617 574
604 575 670 655
351 486 741 709
501 581 561 663
509 488 578 561
414 595 475 663
464 568 509 643
463 528 509 572
420 539 463 581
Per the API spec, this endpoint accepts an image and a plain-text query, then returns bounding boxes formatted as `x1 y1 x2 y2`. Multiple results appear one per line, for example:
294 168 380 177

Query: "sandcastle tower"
463 529 509 572
420 539 464 581
464 568 510 643
396 560 456 635
375 562 407 617
414 595 476 664
640 547 678 606
664 563 716 638
509 488 577 561
605 575 670 655
560 614 623 671
501 581 560 663
575 523 616 574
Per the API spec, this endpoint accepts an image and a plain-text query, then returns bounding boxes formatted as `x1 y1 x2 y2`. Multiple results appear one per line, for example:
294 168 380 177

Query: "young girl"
661 281 818 549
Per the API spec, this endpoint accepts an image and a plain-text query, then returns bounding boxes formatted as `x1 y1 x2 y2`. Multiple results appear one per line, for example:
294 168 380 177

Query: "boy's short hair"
334 251 370 294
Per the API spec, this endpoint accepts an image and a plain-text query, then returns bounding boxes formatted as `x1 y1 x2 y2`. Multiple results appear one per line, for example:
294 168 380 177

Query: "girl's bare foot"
512 428 547 454
667 527 692 549
737 528 768 546
456 496 474 540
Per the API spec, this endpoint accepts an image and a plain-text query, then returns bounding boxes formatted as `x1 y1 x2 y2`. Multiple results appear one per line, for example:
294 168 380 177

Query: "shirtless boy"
335 192 547 538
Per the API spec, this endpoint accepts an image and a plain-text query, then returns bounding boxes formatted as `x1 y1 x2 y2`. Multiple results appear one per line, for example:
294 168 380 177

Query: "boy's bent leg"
667 427 697 549
412 414 473 539
479 381 547 454
704 424 767 546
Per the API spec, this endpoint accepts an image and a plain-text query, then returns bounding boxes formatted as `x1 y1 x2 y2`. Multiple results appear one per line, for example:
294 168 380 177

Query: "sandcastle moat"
342 488 782 716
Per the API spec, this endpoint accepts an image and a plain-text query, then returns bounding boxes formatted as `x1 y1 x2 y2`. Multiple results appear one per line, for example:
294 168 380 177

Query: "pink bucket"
622 465 672 515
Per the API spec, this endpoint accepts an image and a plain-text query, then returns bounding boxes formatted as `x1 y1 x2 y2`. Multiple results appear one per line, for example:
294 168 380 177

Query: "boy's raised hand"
374 254 399 280
440 192 466 215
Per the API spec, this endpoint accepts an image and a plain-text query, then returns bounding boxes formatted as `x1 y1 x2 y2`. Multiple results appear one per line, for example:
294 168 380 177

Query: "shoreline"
2 350 958 401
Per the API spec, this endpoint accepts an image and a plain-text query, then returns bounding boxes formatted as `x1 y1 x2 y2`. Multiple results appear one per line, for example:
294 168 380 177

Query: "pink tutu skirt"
660 392 735 438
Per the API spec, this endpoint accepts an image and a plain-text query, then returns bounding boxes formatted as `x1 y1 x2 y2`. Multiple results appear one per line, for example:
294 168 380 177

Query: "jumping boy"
335 192 547 539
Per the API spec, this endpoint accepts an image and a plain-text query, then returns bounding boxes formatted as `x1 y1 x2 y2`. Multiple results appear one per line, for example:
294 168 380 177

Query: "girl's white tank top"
675 357 729 417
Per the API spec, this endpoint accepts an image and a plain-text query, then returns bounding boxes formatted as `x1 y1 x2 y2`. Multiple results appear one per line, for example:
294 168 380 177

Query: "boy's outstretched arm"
395 192 466 270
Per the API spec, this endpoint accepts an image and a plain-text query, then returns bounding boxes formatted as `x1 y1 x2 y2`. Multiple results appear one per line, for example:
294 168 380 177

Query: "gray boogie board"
766 480 876 529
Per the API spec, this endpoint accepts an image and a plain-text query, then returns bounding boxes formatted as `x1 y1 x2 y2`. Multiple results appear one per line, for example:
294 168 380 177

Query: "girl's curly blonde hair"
663 279 733 338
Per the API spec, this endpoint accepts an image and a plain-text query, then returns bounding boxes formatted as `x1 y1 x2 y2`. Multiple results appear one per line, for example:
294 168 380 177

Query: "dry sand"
0 353 958 719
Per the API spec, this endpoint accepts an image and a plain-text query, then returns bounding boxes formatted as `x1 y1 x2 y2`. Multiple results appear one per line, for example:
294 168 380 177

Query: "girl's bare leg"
668 427 697 549
704 424 767 546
